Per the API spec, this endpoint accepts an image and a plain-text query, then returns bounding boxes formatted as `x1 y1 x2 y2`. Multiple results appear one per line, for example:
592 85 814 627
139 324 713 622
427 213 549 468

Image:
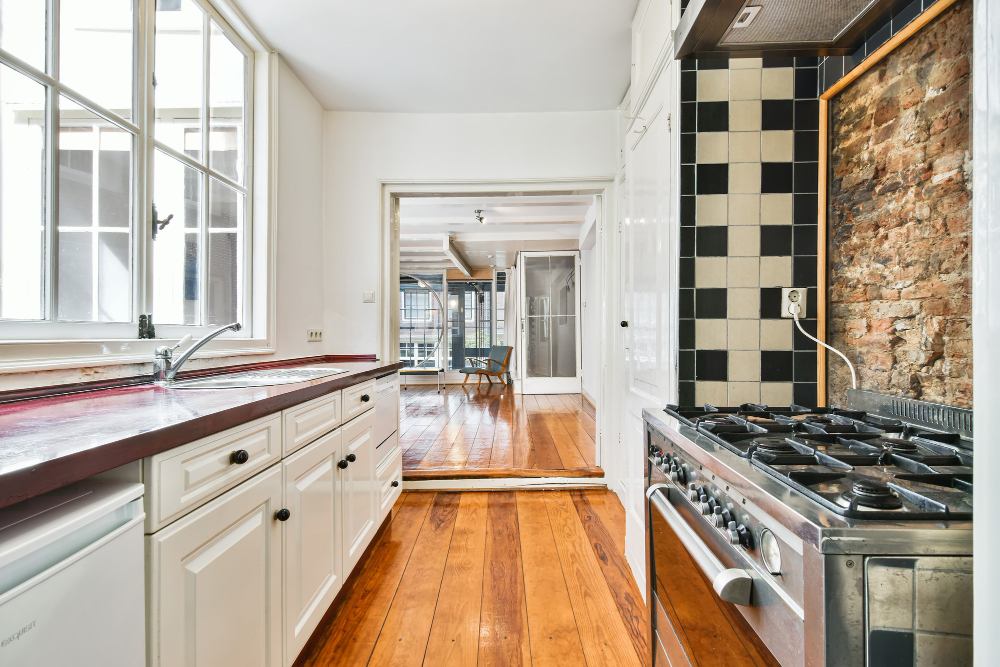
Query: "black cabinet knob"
337 459 348 469
346 453 357 463
230 449 250 465
620 320 629 328
274 508 291 522
391 480 400 488
360 394 371 402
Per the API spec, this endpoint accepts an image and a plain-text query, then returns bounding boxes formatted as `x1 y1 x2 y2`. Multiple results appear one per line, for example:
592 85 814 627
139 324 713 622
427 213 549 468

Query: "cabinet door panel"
148 466 283 667
283 429 343 665
283 391 342 456
341 411 377 572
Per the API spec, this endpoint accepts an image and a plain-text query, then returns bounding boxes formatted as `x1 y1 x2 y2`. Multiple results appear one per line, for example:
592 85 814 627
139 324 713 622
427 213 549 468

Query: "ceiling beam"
443 236 472 277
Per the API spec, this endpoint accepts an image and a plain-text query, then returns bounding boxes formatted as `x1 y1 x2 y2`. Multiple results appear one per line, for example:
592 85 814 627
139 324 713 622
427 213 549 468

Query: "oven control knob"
727 521 741 545
699 495 711 515
721 508 734 525
712 506 725 528
669 463 681 481
737 524 754 550
687 483 699 502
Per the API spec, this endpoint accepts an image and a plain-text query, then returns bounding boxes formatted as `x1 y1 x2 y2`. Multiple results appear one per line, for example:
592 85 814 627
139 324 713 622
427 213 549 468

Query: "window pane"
153 150 202 325
0 65 45 320
60 0 133 119
207 178 241 325
154 0 202 160
57 97 132 322
0 1 46 71
209 21 245 182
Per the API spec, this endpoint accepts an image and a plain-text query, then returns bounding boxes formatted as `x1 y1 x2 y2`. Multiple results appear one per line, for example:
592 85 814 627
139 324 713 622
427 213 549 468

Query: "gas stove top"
663 402 973 520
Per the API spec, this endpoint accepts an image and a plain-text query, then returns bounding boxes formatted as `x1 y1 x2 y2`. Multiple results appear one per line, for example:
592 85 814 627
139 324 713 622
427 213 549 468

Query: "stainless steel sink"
168 367 349 389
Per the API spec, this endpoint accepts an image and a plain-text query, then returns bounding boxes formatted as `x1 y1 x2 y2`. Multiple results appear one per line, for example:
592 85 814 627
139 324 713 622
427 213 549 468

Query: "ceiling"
398 194 593 272
232 0 638 112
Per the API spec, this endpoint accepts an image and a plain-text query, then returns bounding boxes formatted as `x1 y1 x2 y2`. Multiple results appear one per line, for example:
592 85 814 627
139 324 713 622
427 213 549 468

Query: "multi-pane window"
0 0 253 336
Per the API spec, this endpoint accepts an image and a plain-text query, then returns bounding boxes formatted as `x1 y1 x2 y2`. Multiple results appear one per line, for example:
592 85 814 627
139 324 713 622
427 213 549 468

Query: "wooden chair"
460 345 513 385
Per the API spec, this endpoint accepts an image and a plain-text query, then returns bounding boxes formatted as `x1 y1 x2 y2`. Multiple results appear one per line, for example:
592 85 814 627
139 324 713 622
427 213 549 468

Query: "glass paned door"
519 251 581 394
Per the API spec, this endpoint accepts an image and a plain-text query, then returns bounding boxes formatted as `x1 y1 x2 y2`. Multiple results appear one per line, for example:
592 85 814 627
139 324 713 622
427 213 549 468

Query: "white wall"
321 110 619 354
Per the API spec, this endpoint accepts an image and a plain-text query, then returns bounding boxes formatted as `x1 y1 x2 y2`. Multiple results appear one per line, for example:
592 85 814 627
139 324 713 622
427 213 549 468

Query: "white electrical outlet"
780 288 807 319
306 329 323 342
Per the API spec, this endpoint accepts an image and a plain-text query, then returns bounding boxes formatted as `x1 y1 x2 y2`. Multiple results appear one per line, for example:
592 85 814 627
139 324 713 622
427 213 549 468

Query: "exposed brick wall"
827 0 972 407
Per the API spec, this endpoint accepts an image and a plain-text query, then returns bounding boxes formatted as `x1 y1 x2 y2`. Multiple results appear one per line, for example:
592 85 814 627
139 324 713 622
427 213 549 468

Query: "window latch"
152 203 174 240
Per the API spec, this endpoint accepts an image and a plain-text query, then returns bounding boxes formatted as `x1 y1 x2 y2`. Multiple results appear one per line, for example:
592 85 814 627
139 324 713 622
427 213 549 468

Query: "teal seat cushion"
459 367 478 374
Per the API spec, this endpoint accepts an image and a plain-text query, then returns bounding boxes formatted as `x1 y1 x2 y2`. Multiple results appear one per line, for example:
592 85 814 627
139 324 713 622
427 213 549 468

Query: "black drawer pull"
360 394 371 402
346 453 357 463
274 508 291 522
337 459 348 469
230 449 250 465
391 480 400 488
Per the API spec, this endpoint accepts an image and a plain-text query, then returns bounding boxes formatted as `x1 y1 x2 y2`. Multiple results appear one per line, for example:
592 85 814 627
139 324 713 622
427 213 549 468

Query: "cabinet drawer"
375 444 402 520
343 380 376 422
282 391 342 456
374 374 400 446
144 416 282 532
375 429 399 469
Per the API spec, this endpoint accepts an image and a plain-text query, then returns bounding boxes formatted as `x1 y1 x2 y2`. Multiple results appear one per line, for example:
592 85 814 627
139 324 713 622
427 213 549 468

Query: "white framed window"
0 0 274 369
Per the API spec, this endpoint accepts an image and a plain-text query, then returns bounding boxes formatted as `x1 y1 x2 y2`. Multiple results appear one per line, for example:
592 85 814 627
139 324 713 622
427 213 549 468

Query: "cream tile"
695 257 727 288
695 381 728 406
761 67 794 99
729 100 761 131
729 351 761 382
728 319 760 350
696 194 728 226
915 568 973 634
760 256 792 287
730 68 761 101
760 382 793 405
727 288 760 319
728 226 760 257
728 382 761 404
760 320 794 350
760 130 794 162
760 194 794 225
729 163 761 194
728 194 760 226
730 57 762 70
915 634 972 667
695 319 728 349
697 69 730 102
727 257 759 287
696 132 729 163
868 566 915 630
729 131 760 163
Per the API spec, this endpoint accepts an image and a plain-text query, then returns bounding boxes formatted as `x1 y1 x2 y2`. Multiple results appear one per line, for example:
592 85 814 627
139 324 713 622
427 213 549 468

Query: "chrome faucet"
153 322 242 384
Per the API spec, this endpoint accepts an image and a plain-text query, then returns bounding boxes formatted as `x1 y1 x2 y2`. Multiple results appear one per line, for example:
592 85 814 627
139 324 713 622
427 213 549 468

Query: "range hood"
675 0 896 59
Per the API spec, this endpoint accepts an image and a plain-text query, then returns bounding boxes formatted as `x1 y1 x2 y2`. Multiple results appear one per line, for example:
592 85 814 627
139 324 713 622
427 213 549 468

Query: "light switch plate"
362 290 376 303
306 329 323 342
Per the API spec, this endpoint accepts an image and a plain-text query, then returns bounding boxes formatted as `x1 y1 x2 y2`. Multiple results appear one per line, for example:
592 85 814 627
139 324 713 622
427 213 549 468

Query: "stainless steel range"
643 390 973 666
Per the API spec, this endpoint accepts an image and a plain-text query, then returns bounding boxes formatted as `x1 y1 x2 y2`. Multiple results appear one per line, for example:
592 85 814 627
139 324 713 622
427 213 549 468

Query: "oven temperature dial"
760 529 781 575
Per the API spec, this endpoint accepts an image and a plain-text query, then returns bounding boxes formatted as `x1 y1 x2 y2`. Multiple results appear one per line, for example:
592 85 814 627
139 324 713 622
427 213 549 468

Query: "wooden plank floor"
298 490 648 667
399 385 599 478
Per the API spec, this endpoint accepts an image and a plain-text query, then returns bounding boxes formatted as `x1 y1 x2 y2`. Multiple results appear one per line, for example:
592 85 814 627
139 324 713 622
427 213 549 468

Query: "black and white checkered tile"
678 56 819 408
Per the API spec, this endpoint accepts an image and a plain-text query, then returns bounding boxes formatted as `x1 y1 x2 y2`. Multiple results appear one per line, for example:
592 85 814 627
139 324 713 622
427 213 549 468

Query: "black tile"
794 194 818 225
696 350 728 381
794 67 818 99
794 130 819 162
761 351 794 381
848 45 866 73
761 100 794 131
680 226 696 257
868 630 914 667
696 163 728 195
698 58 728 70
681 71 698 102
681 102 697 132
793 382 817 407
794 100 819 130
679 288 695 318
680 350 696 380
681 164 696 195
806 287 818 318
679 319 695 349
681 58 697 72
794 351 818 382
817 61 827 92
760 287 784 319
866 20 891 53
696 226 728 256
679 381 696 405
793 257 817 287
794 225 818 256
793 318 818 350
760 225 793 256
763 56 795 68
680 257 695 288
697 101 729 132
681 133 697 164
794 162 819 193
795 56 818 67
761 162 794 193
892 0 922 31
695 288 727 319
681 195 696 226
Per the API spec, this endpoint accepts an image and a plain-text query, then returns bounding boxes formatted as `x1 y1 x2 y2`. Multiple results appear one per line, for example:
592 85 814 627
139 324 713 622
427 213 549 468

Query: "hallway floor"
399 385 601 479
297 490 647 666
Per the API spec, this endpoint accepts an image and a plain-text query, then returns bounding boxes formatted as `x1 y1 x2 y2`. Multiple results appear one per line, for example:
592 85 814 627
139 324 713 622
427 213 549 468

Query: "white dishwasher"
0 479 145 666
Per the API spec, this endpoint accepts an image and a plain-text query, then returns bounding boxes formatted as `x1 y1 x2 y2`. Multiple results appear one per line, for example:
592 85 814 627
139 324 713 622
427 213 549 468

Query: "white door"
283 429 344 666
519 250 582 394
341 412 378 572
148 466 283 667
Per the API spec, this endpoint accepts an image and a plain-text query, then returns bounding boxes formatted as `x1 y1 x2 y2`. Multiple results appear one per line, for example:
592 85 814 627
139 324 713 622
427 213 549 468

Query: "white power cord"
788 301 858 390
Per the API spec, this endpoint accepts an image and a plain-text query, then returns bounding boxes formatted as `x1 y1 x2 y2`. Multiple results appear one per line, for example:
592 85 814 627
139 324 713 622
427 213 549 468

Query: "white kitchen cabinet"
282 391 342 456
375 431 402 519
373 373 400 446
630 0 673 117
146 465 283 667
343 379 376 422
340 410 377 572
282 428 344 666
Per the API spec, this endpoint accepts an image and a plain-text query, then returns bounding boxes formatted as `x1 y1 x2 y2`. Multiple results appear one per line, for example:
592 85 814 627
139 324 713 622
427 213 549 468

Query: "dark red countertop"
0 359 403 509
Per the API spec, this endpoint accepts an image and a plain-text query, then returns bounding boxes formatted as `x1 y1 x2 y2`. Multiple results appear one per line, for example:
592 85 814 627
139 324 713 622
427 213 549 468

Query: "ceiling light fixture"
474 209 485 224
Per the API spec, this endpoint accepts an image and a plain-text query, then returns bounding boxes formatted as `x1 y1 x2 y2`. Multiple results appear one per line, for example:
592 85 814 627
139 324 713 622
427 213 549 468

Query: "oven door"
647 485 781 667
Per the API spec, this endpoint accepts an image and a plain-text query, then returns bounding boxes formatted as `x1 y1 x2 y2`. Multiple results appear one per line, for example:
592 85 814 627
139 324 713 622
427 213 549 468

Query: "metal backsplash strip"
847 389 973 442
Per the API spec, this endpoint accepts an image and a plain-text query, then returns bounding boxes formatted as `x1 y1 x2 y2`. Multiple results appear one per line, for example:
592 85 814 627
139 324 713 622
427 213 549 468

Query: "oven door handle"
647 484 753 606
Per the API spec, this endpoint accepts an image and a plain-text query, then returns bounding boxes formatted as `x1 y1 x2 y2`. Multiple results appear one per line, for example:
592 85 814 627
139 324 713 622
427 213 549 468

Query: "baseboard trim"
581 390 598 417
404 466 604 481
403 476 607 491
